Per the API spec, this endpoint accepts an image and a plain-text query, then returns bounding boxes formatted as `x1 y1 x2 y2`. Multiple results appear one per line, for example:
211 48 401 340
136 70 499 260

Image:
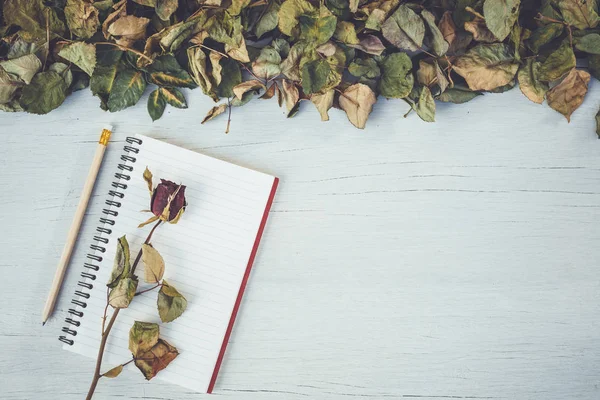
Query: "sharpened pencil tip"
42 321 46 326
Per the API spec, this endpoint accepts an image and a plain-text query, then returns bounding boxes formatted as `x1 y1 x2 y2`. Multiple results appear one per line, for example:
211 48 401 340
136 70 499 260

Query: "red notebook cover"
207 177 279 393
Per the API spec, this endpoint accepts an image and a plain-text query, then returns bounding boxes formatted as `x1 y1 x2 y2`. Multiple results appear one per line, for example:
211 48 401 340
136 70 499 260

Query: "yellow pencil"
42 125 113 325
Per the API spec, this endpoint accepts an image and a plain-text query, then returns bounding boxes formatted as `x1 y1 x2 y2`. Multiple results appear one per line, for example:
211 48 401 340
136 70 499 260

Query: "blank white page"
63 134 277 392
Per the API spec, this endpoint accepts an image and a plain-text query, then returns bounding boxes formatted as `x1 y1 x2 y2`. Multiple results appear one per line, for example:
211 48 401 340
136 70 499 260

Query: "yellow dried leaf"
102 365 123 378
141 244 165 283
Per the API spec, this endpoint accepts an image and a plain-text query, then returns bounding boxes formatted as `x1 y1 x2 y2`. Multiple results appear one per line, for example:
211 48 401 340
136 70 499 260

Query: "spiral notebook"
59 134 278 393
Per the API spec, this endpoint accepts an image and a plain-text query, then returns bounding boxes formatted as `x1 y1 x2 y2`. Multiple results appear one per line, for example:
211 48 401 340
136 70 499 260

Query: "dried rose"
151 179 187 222
139 168 187 228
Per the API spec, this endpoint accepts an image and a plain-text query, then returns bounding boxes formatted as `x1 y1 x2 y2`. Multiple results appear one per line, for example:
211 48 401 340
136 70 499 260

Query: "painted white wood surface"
0 82 599 400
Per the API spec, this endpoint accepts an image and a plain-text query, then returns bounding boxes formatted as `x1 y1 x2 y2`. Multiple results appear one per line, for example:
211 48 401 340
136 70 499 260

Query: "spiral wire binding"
59 137 143 346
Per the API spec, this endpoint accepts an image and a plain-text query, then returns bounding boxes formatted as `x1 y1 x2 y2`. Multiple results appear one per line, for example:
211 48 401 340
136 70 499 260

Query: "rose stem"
86 220 162 400
135 283 163 296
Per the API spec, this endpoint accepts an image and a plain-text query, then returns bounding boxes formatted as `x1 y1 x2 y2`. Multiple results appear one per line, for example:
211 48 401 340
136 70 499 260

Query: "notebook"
59 134 278 393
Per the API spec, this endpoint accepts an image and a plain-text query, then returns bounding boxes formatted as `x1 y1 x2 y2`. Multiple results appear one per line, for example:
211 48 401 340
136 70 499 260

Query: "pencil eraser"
104 124 114 132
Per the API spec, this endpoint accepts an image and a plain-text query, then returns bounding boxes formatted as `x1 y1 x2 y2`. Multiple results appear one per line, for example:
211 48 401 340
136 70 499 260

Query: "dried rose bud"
139 169 188 228
151 179 187 223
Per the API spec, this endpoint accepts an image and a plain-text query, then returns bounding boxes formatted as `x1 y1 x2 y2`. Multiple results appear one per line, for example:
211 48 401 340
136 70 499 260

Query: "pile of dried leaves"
0 0 599 133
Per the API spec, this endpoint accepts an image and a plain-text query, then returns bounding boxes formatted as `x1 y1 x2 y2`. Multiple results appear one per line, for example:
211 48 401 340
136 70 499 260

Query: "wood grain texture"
0 81 599 400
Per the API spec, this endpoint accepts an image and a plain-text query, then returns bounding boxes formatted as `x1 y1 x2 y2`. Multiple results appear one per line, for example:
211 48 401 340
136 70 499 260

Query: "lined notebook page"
64 134 277 392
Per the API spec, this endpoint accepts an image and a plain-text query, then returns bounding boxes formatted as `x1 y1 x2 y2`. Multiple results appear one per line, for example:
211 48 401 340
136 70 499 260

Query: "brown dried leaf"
339 83 376 129
453 43 518 91
546 69 590 122
281 79 299 113
233 80 265 100
107 16 151 47
202 103 228 124
438 11 456 45
464 7 497 43
310 89 334 121
260 83 277 100
134 339 179 380
348 35 386 56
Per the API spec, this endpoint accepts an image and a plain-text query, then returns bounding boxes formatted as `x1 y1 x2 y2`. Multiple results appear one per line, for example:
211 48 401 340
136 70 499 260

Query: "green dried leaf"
547 69 590 122
278 0 316 37
381 4 425 52
58 42 96 76
102 365 123 378
437 87 482 104
556 0 599 30
161 87 187 109
157 280 188 323
421 10 449 57
228 0 252 16
3 0 66 40
0 54 41 84
19 71 68 114
453 43 518 91
251 47 282 80
362 0 401 31
526 23 563 54
334 21 359 45
596 108 600 138
298 5 337 45
538 40 575 82
107 236 131 288
156 0 178 21
107 69 147 112
148 55 196 88
255 1 280 38
349 58 381 79
108 276 138 308
410 86 436 122
302 59 331 94
339 83 376 129
590 55 600 80
64 0 100 39
129 321 159 356
90 46 122 108
148 89 167 121
518 59 548 104
48 63 73 88
134 339 179 380
575 34 600 55
216 57 242 98
378 52 414 99
280 41 307 81
483 0 520 41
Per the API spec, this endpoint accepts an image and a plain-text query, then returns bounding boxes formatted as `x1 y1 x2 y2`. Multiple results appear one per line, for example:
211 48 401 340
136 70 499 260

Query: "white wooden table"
1 82 599 400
